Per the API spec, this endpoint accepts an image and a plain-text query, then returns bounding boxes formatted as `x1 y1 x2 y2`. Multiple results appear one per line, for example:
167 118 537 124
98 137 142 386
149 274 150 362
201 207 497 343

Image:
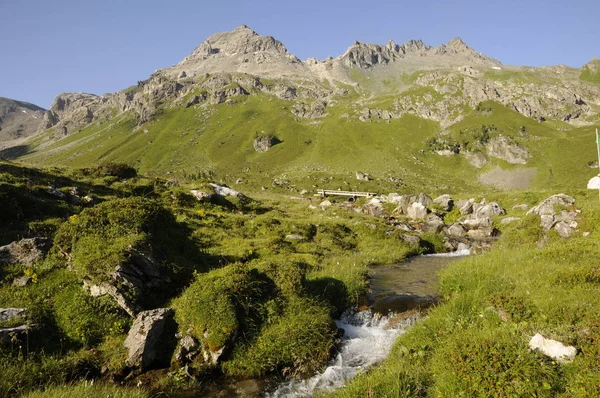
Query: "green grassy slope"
328 190 600 397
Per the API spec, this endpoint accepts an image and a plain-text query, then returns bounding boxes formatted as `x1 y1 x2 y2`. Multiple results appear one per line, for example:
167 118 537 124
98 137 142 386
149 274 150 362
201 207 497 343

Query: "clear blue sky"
1 0 598 109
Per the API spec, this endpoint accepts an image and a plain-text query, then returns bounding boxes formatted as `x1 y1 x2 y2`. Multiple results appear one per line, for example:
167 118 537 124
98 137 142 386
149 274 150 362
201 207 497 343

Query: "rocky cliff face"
0 97 45 142
31 25 600 144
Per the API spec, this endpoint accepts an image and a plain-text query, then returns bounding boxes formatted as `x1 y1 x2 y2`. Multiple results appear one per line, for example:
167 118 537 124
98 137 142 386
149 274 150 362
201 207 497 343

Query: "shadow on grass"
0 145 30 160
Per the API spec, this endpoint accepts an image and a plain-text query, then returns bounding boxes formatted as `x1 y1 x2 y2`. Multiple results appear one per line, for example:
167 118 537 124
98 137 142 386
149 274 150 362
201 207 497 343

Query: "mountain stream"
194 247 469 397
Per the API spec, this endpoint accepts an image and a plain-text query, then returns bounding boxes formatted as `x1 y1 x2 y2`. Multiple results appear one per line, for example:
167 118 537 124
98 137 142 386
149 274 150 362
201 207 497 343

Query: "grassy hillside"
19 93 599 196
328 190 600 397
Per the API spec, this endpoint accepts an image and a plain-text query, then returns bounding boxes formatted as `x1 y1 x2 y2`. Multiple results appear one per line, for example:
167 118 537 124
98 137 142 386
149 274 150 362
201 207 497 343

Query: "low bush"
173 264 274 353
52 197 200 284
53 285 129 347
222 297 336 377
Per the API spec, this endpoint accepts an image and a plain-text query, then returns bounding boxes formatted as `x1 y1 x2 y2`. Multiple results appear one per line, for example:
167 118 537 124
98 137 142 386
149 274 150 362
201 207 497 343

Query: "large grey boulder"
0 237 51 266
474 202 506 218
526 194 575 217
209 183 245 199
446 223 466 238
407 202 428 220
433 194 453 211
455 199 474 215
253 135 278 152
425 215 445 233
124 308 176 370
392 193 433 215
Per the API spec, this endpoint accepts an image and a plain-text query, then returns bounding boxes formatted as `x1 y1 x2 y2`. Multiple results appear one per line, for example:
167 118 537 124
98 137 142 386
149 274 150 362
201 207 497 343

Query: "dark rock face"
0 97 45 142
124 308 177 370
253 135 279 152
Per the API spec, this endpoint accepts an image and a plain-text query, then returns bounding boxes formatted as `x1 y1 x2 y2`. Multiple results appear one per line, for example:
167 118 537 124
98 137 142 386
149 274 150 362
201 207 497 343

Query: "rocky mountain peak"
583 57 600 71
184 25 289 62
435 37 472 55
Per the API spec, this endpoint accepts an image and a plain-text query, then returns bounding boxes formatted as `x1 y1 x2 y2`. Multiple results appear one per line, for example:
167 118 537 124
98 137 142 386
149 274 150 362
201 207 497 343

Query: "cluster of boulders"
319 192 582 252
526 194 579 238
321 192 506 252
0 238 50 340
47 185 93 206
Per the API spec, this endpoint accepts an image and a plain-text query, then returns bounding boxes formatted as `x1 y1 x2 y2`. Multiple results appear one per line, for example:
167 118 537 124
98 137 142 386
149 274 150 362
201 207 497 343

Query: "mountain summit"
165 26 499 81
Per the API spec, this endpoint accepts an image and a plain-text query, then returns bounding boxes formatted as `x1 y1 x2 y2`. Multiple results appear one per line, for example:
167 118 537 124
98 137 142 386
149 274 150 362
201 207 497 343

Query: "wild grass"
327 192 600 397
23 382 150 398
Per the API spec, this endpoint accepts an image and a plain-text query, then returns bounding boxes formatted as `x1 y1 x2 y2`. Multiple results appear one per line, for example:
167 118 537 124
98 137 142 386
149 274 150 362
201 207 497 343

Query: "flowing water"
265 247 469 397
188 249 469 397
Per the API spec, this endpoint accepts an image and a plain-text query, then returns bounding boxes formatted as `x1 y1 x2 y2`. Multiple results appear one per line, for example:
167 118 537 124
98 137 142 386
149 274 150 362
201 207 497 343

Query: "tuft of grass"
23 382 150 398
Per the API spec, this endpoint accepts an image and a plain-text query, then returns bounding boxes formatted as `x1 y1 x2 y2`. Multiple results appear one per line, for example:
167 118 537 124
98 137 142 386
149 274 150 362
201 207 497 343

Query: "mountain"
10 26 600 192
0 97 45 143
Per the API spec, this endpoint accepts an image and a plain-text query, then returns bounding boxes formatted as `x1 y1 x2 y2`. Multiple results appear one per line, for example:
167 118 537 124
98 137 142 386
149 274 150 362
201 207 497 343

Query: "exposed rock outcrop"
0 97 45 143
526 194 578 237
124 308 177 370
253 135 279 152
485 136 528 164
84 247 172 317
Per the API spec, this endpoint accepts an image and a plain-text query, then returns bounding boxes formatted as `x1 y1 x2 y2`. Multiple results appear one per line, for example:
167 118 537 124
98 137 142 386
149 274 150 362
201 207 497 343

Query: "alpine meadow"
1 22 600 397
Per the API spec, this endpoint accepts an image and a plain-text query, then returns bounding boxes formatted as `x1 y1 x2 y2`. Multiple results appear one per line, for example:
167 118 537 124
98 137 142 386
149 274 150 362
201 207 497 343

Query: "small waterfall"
266 309 416 397
425 242 471 257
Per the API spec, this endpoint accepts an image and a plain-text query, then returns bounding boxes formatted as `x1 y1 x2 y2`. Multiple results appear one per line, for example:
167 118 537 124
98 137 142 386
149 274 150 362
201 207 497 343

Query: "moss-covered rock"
52 197 202 314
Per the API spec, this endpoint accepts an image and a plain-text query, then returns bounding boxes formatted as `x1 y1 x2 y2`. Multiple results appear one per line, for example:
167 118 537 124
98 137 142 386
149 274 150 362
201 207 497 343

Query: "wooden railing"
315 189 377 198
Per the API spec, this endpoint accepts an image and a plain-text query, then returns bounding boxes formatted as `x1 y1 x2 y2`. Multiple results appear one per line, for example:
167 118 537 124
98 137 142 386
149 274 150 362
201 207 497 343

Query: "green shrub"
28 218 65 239
222 297 336 377
173 264 274 352
419 232 445 254
53 285 129 347
81 163 137 179
52 197 199 284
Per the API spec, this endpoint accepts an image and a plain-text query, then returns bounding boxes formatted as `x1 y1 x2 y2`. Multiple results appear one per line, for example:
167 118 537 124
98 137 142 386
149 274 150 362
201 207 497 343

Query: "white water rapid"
267 309 416 397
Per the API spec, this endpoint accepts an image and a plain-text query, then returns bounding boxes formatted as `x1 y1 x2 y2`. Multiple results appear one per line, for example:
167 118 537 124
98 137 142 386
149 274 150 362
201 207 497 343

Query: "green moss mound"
173 261 337 377
53 285 130 347
52 197 199 284
173 264 273 352
223 297 336 377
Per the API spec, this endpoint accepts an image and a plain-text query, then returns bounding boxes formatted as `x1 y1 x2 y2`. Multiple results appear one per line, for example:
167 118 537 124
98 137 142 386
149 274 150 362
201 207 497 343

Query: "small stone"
529 333 577 364
355 171 370 181
320 200 332 209
12 276 32 287
285 234 305 240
